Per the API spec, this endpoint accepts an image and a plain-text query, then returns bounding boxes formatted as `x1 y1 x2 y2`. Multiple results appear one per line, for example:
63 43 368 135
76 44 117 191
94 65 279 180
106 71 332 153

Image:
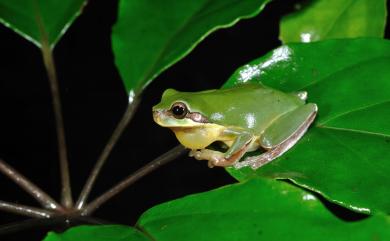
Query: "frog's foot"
190 144 249 168
189 149 225 167
234 105 317 170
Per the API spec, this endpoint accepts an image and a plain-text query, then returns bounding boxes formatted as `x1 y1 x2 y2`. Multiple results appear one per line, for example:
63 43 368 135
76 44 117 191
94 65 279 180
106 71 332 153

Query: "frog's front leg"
190 132 254 167
189 149 225 167
235 103 317 170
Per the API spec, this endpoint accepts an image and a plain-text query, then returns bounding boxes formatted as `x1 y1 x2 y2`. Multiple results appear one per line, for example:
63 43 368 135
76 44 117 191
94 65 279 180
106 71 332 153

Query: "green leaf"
225 38 390 214
42 225 150 241
139 179 390 241
112 0 270 95
280 0 387 43
0 0 86 48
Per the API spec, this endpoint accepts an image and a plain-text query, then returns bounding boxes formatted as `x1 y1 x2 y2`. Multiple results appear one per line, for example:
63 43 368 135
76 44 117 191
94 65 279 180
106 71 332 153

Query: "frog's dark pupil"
173 106 184 116
171 103 187 118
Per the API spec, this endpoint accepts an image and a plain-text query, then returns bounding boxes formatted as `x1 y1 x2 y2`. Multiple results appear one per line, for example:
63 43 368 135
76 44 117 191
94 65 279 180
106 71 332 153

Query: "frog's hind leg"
189 142 250 168
234 103 317 170
190 133 255 167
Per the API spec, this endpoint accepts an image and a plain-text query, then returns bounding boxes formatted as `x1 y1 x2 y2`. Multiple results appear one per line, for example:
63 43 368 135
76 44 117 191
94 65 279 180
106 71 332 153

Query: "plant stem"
41 42 73 208
81 145 187 215
76 97 141 209
0 201 54 218
0 159 62 211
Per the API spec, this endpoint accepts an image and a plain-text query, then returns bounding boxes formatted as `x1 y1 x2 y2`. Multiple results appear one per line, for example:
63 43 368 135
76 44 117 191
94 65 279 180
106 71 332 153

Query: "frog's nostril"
152 110 161 121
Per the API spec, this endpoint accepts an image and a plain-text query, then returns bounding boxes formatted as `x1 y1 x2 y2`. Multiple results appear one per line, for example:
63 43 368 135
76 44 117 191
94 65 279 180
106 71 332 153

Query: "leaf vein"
319 100 390 125
317 126 390 139
321 0 355 38
138 0 262 91
298 56 390 91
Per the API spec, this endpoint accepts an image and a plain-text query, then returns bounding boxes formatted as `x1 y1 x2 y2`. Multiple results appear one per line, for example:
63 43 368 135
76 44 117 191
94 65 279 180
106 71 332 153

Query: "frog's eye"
170 102 188 119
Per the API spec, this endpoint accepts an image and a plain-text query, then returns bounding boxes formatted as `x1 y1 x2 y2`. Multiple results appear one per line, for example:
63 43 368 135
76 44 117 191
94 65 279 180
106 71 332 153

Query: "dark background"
0 0 389 240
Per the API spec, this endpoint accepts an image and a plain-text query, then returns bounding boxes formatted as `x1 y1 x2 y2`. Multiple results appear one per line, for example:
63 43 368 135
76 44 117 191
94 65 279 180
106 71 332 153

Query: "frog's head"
152 88 210 128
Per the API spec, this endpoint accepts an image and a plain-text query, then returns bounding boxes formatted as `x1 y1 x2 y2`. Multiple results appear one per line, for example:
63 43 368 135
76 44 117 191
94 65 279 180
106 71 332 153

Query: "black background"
0 0 389 240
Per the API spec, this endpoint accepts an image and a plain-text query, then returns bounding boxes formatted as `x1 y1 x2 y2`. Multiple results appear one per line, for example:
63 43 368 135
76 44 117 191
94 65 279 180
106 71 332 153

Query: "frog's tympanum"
153 83 317 170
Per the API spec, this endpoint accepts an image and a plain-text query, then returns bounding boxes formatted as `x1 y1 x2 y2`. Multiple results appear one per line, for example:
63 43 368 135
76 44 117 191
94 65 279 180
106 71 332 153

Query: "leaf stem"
40 42 73 208
81 145 187 215
0 200 54 218
32 0 73 208
0 159 62 211
76 97 141 209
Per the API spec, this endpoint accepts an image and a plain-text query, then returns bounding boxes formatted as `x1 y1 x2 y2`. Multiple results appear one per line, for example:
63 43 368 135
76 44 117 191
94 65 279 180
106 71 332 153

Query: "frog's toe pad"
189 150 202 160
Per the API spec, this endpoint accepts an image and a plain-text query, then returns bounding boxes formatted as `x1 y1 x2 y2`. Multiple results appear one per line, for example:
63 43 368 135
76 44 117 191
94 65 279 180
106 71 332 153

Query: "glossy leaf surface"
138 179 390 241
112 0 270 95
280 0 387 43
43 225 150 241
0 0 86 48
225 38 390 214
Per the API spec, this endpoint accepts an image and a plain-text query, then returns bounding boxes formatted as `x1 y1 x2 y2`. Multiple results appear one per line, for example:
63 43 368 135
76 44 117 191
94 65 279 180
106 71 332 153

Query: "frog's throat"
170 124 232 150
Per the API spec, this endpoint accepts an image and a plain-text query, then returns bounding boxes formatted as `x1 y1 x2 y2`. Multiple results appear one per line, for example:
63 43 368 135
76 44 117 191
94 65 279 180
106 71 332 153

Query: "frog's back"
184 84 304 132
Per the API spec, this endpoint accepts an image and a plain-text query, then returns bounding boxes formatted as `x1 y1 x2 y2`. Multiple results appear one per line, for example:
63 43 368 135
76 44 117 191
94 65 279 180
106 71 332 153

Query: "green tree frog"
152 83 317 170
